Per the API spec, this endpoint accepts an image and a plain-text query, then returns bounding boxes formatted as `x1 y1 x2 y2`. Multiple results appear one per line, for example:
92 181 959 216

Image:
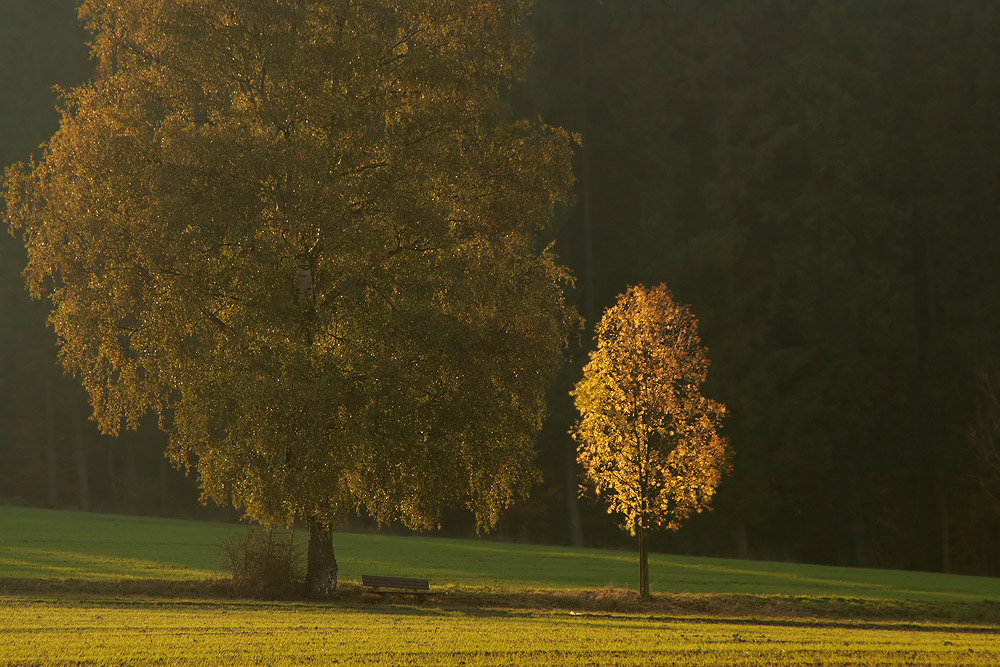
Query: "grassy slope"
3 506 1000 666
2 505 998 603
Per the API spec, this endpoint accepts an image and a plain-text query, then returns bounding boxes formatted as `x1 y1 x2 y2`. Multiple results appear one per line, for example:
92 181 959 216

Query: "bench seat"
362 574 431 597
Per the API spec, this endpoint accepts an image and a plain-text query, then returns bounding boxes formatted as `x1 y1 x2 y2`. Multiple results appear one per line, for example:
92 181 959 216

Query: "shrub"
221 525 304 599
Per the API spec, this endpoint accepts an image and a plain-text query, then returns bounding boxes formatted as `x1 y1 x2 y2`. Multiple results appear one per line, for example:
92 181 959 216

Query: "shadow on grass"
4 576 1000 629
563 610 1000 635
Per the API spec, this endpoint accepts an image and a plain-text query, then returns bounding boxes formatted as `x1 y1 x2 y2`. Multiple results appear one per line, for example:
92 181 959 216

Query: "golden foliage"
573 284 730 535
4 0 576 532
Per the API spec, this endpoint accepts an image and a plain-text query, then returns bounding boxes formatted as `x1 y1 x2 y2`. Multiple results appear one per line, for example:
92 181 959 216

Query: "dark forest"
2 0 999 577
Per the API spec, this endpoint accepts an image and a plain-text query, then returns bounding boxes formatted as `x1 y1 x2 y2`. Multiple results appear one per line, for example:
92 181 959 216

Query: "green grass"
2 505 999 603
0 507 224 581
3 505 1000 665
3 597 998 666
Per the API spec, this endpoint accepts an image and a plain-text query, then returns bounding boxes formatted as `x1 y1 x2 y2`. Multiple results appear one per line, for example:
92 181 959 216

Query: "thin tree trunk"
305 516 338 598
910 204 941 571
72 400 90 511
107 437 119 507
736 525 748 560
125 435 139 510
576 21 596 329
565 441 584 547
563 4 591 550
159 455 170 516
940 493 951 574
45 376 58 509
638 521 650 600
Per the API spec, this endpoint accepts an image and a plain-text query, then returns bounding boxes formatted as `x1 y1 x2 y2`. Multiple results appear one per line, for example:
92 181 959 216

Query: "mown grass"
3 506 1000 604
3 596 998 666
3 506 1000 665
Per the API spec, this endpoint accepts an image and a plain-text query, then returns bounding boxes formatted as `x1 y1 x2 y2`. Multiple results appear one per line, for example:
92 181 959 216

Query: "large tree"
572 284 728 599
4 0 576 596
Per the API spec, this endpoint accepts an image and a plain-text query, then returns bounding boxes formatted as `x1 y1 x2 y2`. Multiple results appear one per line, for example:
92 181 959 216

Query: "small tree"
572 284 729 599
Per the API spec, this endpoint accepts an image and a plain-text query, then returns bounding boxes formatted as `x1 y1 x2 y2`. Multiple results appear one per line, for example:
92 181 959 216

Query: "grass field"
2 506 999 665
4 597 998 666
3 506 999 602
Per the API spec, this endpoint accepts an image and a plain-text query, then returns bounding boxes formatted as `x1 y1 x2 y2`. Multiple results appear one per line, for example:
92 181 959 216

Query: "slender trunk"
638 521 650 600
45 377 58 508
565 442 584 547
71 401 90 511
736 525 748 560
305 516 338 598
940 493 951 574
159 456 170 516
125 435 139 510
910 204 941 570
563 6 590 549
107 437 119 506
576 4 595 329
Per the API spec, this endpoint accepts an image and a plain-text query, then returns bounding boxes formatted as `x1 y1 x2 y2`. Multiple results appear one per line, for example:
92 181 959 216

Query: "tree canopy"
573 284 728 597
4 0 576 593
6 0 1000 580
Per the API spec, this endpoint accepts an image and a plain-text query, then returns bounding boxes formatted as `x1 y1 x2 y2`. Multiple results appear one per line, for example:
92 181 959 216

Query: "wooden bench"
362 574 431 599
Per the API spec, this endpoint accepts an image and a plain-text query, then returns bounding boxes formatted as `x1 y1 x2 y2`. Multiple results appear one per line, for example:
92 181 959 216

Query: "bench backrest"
362 574 429 590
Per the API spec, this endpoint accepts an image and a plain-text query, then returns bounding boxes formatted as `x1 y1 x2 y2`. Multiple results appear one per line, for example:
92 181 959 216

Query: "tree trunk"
107 437 119 506
638 522 650 600
71 400 90 512
125 435 139 510
159 455 170 516
575 1 596 329
910 204 943 571
565 443 584 547
940 493 951 574
736 525 748 560
45 376 58 509
305 516 338 598
295 254 336 597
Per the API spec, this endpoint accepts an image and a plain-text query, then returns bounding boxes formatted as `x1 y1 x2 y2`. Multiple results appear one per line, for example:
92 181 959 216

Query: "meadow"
2 506 999 665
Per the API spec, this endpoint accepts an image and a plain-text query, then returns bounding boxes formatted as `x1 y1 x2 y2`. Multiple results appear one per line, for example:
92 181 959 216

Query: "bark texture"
638 523 650 600
305 517 338 598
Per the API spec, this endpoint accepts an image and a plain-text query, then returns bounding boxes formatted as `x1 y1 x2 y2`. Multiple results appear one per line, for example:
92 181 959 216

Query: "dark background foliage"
3 0 1000 575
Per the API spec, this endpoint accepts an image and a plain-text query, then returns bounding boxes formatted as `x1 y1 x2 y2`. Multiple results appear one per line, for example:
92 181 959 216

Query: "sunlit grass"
0 507 226 580
2 505 1000 604
2 597 997 666
3 506 999 665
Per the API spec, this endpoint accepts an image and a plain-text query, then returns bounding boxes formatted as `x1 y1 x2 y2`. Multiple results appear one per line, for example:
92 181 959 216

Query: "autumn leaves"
573 284 730 598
